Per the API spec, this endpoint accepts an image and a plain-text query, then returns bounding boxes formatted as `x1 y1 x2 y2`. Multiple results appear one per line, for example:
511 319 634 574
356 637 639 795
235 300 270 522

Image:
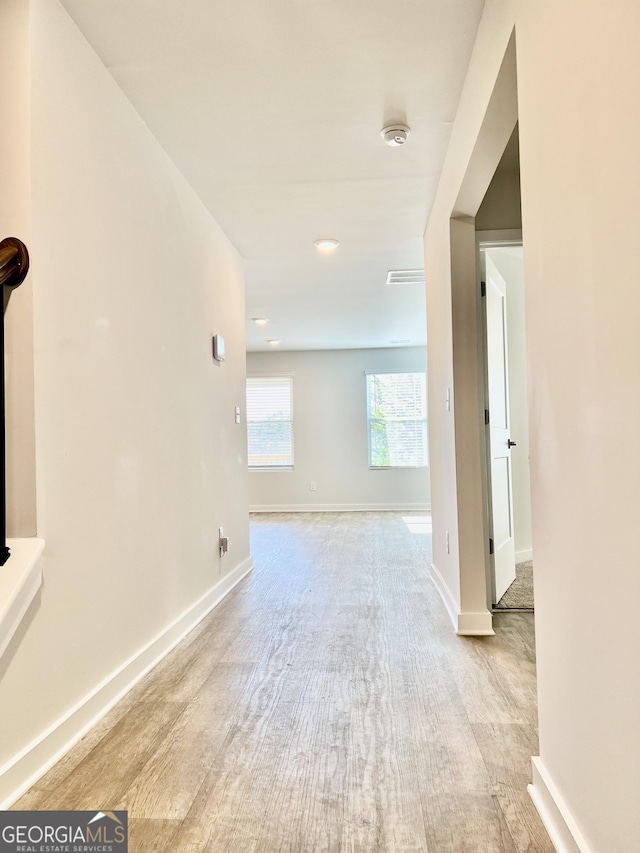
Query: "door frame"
432 31 518 636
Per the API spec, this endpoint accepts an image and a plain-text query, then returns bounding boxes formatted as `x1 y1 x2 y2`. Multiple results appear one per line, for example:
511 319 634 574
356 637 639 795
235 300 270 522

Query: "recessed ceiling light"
267 339 281 346
314 238 339 251
253 318 269 326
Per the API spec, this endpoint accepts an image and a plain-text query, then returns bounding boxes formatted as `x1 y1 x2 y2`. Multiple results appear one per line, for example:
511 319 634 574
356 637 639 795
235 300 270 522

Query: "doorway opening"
476 128 533 611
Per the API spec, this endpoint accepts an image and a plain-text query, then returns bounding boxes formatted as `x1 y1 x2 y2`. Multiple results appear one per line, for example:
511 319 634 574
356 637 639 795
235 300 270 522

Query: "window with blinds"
246 376 294 469
366 371 427 468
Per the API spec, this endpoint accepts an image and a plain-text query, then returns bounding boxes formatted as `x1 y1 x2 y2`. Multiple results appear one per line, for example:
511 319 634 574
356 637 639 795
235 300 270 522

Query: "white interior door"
485 255 517 602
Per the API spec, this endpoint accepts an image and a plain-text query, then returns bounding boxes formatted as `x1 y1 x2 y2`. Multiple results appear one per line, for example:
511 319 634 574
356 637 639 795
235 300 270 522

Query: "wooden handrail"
0 237 29 290
0 237 29 565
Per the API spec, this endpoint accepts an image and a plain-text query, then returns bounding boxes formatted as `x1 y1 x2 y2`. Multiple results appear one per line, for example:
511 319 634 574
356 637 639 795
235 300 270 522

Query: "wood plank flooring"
13 512 553 852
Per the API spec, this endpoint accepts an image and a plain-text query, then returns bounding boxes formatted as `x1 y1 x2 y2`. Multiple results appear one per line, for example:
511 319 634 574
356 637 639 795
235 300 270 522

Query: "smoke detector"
381 124 410 146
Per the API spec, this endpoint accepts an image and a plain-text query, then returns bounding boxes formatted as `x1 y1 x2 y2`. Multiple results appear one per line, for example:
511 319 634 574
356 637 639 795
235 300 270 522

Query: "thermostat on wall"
212 334 225 362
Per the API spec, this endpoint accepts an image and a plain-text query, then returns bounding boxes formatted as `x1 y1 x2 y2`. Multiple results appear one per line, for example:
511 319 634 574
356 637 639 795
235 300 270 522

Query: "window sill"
369 465 429 470
249 467 294 473
0 538 45 661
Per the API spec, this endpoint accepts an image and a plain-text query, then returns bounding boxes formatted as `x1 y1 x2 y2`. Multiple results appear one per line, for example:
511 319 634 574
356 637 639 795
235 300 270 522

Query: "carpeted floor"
495 560 534 610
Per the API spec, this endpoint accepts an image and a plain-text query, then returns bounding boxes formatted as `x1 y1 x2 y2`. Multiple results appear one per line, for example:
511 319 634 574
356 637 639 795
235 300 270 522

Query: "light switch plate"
212 334 225 362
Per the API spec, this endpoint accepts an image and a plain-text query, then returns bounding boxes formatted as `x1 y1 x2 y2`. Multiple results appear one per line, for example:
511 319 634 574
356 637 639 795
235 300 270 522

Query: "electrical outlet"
446 530 450 554
310 481 317 491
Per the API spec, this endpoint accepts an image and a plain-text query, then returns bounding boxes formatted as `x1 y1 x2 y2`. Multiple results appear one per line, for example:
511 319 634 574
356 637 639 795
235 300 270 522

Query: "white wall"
425 0 640 849
247 347 430 511
517 3 640 850
475 152 522 231
0 0 250 803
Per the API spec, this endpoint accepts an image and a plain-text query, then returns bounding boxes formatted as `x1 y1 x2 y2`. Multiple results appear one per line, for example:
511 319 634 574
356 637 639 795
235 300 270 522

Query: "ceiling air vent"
386 269 425 286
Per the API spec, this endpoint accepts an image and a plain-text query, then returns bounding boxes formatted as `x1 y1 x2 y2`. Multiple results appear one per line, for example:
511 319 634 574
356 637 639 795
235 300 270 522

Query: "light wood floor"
14 512 553 852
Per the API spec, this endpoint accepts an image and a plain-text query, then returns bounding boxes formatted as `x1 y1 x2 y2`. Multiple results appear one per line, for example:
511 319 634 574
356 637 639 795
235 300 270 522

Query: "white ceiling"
60 0 485 351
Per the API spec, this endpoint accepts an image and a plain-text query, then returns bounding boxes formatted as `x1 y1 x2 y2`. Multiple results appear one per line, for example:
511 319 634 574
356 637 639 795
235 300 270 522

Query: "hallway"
14 513 552 851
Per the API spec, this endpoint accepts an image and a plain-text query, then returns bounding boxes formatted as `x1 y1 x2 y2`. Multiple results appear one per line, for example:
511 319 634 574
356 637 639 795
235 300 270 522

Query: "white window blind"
366 372 427 468
246 376 293 468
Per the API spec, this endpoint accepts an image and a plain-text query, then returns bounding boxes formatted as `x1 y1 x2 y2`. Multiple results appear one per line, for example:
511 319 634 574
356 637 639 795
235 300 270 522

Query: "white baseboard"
0 556 253 809
430 563 494 636
516 548 533 563
430 562 459 632
528 756 593 853
456 611 495 636
250 503 431 513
